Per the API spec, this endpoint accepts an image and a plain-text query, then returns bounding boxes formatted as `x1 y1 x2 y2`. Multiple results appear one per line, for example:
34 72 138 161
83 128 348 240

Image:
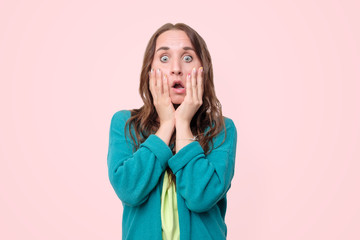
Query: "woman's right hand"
149 68 175 144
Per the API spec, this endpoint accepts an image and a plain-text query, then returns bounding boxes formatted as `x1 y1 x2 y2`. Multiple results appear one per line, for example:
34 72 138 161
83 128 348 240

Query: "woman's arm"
169 117 237 213
107 110 173 207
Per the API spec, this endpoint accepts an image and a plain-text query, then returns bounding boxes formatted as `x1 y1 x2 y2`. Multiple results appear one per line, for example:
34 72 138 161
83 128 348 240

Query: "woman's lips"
172 86 186 94
171 81 185 94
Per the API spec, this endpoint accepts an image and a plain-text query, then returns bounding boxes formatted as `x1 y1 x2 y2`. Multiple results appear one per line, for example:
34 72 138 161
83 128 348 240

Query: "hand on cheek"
149 68 176 125
175 66 204 126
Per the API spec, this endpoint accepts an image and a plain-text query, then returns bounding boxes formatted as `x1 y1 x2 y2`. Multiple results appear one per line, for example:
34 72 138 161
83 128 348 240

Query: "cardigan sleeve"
168 117 237 213
107 110 173 207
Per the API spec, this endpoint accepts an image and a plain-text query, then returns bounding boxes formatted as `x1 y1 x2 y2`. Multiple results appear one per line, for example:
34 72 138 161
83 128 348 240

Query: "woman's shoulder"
207 115 237 152
110 109 132 126
222 115 237 132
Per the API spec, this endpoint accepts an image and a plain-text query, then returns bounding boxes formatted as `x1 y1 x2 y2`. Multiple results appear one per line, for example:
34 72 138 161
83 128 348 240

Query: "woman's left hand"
175 67 204 126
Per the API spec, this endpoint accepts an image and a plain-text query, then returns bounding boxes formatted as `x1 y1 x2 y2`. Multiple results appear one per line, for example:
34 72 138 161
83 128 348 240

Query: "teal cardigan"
107 110 237 240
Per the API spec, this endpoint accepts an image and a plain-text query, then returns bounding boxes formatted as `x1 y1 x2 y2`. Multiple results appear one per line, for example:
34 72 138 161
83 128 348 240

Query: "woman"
107 23 237 240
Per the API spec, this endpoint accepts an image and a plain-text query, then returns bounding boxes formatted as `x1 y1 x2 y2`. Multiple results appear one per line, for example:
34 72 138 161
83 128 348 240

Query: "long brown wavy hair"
125 23 226 187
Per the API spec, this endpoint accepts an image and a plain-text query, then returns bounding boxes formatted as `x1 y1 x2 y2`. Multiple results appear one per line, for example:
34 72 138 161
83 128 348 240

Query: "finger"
156 68 162 95
163 74 169 97
191 67 197 101
149 68 154 92
186 72 192 99
197 67 204 102
149 68 157 100
159 69 164 94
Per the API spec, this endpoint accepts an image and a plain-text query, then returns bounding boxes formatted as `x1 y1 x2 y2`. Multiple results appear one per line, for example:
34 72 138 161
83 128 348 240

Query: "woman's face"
151 30 202 105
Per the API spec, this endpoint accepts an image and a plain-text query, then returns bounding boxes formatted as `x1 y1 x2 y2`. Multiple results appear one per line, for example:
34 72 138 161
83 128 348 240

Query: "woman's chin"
171 97 184 106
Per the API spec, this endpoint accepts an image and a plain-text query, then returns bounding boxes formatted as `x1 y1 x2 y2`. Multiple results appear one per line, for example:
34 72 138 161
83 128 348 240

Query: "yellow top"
161 171 180 240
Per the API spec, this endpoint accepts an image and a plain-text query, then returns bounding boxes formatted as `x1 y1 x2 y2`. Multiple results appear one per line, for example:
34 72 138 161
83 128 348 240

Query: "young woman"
107 23 237 240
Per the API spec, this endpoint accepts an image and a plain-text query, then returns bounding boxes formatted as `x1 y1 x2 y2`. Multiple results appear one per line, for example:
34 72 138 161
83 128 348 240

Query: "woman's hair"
125 23 226 186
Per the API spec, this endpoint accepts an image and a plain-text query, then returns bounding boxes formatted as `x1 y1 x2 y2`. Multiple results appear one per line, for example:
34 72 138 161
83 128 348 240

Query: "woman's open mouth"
172 81 186 94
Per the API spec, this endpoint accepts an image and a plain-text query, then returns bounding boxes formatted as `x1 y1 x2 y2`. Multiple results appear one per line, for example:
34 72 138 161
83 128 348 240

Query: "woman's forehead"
156 30 194 50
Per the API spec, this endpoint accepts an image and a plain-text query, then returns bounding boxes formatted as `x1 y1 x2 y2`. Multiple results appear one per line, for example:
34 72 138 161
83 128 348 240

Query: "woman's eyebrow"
156 46 195 52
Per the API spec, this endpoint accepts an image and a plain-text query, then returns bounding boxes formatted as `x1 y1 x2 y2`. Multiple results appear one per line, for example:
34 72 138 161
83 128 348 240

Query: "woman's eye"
184 55 193 62
160 56 169 62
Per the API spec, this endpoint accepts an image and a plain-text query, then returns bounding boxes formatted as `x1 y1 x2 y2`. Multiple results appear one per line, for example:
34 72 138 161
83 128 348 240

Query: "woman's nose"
170 60 182 76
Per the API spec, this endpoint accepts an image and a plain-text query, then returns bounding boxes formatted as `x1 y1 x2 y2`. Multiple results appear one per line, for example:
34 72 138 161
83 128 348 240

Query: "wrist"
175 120 190 129
175 123 195 153
160 120 175 129
156 122 175 145
176 124 193 138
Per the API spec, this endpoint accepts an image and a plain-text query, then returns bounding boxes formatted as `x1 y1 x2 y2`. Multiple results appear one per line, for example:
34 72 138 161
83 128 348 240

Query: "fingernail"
187 73 191 79
163 74 167 80
199 67 203 72
193 67 196 73
151 68 153 73
157 69 160 73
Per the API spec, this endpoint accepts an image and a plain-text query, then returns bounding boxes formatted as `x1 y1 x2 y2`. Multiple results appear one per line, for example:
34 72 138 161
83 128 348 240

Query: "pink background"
1 0 359 239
